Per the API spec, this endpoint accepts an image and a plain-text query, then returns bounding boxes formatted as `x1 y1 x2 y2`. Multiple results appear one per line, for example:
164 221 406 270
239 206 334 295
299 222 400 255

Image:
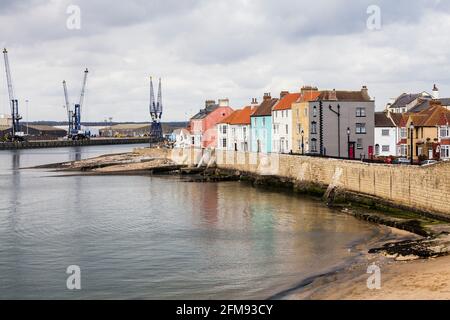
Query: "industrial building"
99 124 150 137
0 121 67 140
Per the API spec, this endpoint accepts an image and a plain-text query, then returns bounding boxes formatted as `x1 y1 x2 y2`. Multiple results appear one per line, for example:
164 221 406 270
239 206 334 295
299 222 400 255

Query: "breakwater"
0 137 151 150
137 147 450 220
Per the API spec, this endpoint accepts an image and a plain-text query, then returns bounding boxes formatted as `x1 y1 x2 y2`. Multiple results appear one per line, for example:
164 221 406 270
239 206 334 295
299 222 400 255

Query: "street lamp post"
301 129 304 155
347 127 351 159
329 104 341 157
410 122 414 165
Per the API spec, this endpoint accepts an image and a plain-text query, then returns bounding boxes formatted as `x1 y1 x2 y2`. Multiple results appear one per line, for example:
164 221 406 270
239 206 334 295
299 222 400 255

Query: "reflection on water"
0 145 380 299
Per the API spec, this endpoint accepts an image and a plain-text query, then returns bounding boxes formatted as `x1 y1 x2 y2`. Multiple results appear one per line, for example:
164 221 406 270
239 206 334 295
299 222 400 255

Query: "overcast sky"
1 0 450 122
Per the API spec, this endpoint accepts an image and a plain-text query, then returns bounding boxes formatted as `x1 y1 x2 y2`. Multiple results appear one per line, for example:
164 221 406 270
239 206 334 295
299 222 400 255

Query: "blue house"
250 94 278 153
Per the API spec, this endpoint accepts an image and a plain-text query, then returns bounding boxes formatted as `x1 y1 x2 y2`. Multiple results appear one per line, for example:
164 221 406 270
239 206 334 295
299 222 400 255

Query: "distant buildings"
175 82 450 164
99 123 150 137
387 85 450 114
1 113 66 140
396 101 450 161
173 128 191 148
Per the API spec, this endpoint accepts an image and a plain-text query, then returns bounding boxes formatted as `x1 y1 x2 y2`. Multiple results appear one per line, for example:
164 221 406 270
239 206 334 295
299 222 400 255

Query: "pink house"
190 99 234 148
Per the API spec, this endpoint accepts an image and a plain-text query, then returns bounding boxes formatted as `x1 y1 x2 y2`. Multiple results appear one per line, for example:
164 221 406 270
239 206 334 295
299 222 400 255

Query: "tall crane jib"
62 68 90 140
149 77 163 141
3 48 24 141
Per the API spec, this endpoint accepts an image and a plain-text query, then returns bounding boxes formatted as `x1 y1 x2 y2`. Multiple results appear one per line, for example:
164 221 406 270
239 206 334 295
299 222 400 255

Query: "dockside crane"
63 80 74 135
149 77 163 140
3 48 24 141
62 68 90 140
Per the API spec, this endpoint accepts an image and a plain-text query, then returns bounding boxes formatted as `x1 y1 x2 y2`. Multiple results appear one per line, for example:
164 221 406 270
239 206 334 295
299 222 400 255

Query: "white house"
374 112 398 157
271 91 300 153
217 106 254 151
173 128 191 148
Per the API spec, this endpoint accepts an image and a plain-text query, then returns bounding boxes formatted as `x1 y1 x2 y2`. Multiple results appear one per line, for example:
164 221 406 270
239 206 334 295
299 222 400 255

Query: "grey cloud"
1 0 450 122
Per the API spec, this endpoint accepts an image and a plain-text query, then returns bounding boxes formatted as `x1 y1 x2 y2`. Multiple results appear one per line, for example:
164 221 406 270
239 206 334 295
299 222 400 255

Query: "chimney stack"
328 89 337 101
263 93 271 101
433 84 439 100
250 98 259 106
361 85 370 100
280 91 289 99
301 86 318 94
205 99 216 108
218 98 229 107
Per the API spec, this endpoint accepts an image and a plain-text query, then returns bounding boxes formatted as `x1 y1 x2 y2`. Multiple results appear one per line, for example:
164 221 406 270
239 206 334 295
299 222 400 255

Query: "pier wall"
0 138 151 150
139 147 450 218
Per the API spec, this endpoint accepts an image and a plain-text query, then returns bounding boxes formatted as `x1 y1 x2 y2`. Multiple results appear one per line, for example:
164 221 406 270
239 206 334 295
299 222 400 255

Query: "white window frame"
441 145 450 159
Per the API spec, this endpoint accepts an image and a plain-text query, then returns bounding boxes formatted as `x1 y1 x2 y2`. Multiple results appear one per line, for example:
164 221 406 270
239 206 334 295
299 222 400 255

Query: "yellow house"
292 86 321 154
400 101 450 160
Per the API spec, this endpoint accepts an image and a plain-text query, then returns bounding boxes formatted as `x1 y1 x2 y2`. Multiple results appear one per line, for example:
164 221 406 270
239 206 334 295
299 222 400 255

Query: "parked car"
420 160 438 166
392 158 410 165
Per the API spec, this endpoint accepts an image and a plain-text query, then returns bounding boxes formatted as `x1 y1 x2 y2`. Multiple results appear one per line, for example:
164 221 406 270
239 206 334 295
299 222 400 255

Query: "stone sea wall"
138 147 450 218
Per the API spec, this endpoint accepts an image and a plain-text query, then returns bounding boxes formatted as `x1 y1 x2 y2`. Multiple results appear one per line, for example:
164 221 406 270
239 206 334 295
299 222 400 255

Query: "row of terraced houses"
174 84 450 161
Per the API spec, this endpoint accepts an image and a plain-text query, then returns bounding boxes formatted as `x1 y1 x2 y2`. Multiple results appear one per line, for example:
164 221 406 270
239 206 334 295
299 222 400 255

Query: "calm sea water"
0 145 380 299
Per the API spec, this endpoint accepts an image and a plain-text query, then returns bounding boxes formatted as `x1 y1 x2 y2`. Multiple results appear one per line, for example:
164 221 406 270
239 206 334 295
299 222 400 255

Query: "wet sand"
288 230 450 300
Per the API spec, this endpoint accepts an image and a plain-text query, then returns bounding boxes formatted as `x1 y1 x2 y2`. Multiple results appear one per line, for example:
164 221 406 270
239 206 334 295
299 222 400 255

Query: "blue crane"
149 77 163 140
3 48 24 141
63 68 90 140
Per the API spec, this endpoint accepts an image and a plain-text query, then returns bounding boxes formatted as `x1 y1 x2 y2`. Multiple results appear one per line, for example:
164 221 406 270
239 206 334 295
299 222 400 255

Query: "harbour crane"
62 68 90 140
63 80 74 135
149 77 163 140
3 48 24 141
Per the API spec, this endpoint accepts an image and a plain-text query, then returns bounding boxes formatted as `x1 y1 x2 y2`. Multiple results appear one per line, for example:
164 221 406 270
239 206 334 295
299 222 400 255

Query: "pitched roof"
316 90 372 102
173 128 190 135
388 92 434 110
24 124 66 132
251 98 278 117
375 112 395 127
389 93 421 109
273 92 301 111
401 102 450 127
298 90 322 103
219 110 240 124
389 113 403 126
191 104 219 120
409 98 450 113
220 106 255 125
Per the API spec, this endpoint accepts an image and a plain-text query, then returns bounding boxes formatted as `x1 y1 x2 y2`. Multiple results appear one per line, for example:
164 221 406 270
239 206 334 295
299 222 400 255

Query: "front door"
349 142 355 159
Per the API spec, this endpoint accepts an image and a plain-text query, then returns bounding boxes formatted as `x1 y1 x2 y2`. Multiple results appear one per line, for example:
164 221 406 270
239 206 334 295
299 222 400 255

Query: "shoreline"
270 225 420 300
287 239 450 300
32 148 450 300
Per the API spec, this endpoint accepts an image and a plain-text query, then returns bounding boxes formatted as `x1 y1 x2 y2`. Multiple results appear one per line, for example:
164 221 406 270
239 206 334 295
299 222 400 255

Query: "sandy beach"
289 230 450 300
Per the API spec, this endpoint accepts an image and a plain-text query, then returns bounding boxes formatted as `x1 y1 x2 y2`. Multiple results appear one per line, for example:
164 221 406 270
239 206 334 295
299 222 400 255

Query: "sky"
1 0 450 122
